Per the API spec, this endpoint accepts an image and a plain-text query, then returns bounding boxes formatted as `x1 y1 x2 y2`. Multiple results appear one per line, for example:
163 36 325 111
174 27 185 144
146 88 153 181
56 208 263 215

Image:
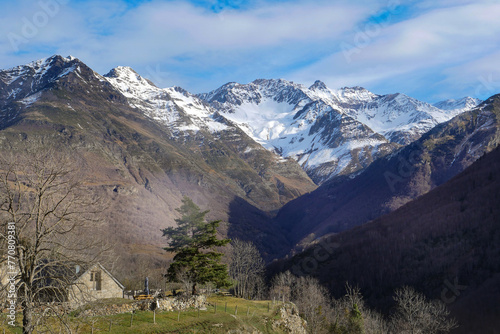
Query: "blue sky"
1 0 500 102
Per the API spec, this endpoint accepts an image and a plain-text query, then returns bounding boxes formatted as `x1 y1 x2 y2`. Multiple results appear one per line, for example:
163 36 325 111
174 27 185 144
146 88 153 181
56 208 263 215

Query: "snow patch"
19 91 42 106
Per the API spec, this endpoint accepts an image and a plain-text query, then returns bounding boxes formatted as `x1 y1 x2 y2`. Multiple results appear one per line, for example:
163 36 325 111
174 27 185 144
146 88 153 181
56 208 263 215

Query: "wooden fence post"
235 305 238 315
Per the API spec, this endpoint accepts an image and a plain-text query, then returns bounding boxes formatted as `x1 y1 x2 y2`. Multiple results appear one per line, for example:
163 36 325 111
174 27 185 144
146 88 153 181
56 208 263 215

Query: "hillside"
0 296 304 334
270 144 500 333
273 95 500 253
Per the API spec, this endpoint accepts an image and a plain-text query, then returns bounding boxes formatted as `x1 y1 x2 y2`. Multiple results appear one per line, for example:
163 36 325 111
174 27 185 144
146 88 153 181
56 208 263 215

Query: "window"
90 271 102 291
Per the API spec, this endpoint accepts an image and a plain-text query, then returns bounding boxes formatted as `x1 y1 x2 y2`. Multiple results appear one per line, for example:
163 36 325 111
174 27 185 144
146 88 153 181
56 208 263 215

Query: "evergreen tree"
347 303 365 334
162 197 230 295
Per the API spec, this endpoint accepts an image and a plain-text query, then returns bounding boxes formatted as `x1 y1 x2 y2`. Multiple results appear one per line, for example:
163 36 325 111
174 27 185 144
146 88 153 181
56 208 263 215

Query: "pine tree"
162 197 230 295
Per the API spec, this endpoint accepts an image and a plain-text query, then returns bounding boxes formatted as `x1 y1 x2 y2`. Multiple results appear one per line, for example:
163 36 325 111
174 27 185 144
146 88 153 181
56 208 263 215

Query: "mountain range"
199 79 480 184
1 55 497 283
1 54 499 332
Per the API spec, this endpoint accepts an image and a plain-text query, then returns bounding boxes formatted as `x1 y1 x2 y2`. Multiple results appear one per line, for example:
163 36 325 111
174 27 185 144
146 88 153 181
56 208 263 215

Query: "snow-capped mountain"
0 55 87 127
3 55 480 185
199 79 396 184
102 65 318 208
104 66 231 136
199 79 480 183
433 97 482 113
0 55 319 262
345 92 470 145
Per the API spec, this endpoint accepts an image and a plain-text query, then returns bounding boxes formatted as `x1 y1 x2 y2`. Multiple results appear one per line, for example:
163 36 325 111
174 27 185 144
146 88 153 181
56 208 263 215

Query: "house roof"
74 263 125 290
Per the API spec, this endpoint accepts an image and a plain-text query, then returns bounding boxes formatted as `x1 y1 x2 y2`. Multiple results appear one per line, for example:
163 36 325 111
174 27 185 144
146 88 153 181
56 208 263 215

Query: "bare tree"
172 265 194 298
362 308 389 334
270 270 295 303
293 276 332 334
229 239 265 299
390 286 457 334
331 283 368 334
0 149 107 334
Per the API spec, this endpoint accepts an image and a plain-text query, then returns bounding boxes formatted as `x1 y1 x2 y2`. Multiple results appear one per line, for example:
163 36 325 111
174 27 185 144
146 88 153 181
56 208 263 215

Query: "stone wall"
156 295 206 311
75 295 207 317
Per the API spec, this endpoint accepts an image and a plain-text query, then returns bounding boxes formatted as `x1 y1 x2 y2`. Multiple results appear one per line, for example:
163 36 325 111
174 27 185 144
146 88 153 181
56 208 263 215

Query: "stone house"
0 261 124 306
67 263 125 306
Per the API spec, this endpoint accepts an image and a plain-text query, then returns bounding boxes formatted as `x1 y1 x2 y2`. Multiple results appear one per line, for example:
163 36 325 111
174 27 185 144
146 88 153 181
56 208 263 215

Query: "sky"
1 0 500 103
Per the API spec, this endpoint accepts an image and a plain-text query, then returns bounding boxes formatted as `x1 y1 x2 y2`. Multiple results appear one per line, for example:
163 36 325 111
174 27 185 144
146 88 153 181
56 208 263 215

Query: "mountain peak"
331 86 377 105
340 86 370 92
0 55 93 104
2 55 79 76
251 78 296 87
104 66 158 98
104 66 155 86
309 80 328 91
433 96 482 111
104 66 137 78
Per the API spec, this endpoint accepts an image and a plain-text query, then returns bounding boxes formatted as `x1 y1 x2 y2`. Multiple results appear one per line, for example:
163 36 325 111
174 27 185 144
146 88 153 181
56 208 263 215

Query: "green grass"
0 297 288 334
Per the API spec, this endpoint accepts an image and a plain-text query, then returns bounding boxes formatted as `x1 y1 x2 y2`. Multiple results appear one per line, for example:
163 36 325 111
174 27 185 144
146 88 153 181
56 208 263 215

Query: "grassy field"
0 296 288 334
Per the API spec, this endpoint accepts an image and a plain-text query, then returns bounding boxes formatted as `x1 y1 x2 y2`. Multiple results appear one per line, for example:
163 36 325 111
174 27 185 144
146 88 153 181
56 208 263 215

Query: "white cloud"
0 0 499 100
290 1 500 100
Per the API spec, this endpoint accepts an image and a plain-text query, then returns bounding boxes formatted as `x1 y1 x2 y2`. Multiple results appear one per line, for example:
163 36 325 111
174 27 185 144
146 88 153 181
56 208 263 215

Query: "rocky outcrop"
272 303 307 334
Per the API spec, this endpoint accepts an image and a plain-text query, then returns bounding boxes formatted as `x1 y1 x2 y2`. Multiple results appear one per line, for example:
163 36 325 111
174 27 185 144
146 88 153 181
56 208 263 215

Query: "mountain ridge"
198 77 480 183
0 54 491 261
1 55 481 185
